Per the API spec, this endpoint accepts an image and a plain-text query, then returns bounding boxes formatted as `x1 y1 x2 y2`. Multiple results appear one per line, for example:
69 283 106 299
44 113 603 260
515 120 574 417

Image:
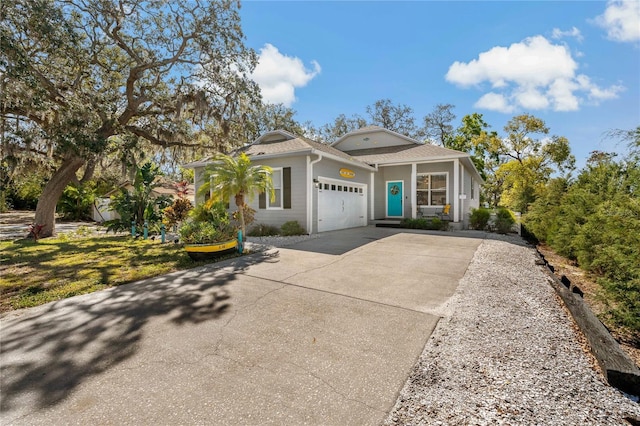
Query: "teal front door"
387 181 403 217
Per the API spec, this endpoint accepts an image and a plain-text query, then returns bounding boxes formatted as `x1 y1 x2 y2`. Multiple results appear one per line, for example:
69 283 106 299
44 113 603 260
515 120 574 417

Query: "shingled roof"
345 143 469 164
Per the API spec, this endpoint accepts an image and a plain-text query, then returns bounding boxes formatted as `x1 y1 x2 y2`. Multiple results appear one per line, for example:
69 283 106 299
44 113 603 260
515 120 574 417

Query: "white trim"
267 167 283 210
411 163 417 218
385 180 404 218
453 159 460 223
308 153 322 234
460 164 466 222
370 171 375 221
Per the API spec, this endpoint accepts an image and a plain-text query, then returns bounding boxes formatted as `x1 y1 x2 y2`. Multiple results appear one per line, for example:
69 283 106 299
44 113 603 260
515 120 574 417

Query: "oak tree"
1 0 259 236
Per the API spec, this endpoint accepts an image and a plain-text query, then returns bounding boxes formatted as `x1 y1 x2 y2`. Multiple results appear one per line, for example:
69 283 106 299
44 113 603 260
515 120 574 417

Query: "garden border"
536 249 640 397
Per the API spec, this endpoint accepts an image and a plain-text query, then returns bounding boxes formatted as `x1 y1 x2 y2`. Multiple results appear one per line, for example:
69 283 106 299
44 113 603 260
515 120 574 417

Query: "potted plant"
179 201 238 260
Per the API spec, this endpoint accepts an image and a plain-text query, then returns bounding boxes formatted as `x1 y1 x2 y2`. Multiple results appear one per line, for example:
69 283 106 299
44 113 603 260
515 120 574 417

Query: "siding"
247 156 309 232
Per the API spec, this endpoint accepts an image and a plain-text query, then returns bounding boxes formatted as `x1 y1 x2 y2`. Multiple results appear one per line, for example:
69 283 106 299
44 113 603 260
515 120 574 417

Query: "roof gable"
331 126 420 152
253 129 297 144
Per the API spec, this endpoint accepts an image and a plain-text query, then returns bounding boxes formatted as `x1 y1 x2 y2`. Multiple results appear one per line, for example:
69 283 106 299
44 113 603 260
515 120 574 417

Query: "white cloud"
251 44 321 106
593 0 640 43
551 27 583 42
514 87 550 110
474 93 515 114
445 35 624 113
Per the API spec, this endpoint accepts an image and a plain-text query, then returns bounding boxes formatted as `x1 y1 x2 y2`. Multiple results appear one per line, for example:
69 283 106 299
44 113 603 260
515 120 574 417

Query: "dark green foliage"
400 217 448 231
105 162 171 233
6 171 47 210
280 221 306 236
179 202 236 244
524 140 640 340
247 224 280 237
469 208 491 230
494 208 516 234
57 182 96 221
521 178 567 243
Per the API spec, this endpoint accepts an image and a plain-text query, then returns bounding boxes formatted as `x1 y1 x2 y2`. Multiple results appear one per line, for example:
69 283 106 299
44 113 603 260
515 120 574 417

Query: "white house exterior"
185 127 483 234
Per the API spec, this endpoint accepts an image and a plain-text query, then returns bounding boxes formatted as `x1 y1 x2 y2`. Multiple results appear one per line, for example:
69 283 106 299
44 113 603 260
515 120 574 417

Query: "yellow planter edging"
184 240 237 253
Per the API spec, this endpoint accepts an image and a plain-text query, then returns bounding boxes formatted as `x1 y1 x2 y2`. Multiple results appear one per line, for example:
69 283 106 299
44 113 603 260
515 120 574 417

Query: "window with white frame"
471 177 475 200
268 168 282 209
416 173 448 206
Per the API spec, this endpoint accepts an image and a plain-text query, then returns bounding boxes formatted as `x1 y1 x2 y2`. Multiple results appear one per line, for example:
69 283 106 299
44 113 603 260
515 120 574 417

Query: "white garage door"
318 179 367 232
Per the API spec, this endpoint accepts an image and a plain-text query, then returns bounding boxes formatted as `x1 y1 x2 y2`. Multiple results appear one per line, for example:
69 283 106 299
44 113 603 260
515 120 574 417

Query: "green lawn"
0 235 231 311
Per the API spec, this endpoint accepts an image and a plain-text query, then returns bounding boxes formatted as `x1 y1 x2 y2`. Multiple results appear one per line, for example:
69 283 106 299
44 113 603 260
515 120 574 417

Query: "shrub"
469 208 491 230
163 198 193 228
248 223 280 237
179 201 236 244
400 218 448 231
280 220 306 236
57 182 96 221
494 207 515 234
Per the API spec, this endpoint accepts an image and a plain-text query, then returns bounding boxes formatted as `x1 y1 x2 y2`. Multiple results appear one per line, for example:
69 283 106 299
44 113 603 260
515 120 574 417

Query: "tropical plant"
57 182 96 221
163 199 193 229
179 202 236 244
105 162 171 233
198 153 274 241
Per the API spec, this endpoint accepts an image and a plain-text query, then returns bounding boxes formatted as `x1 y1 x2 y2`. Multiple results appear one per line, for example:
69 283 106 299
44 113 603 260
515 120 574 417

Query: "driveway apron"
1 227 482 425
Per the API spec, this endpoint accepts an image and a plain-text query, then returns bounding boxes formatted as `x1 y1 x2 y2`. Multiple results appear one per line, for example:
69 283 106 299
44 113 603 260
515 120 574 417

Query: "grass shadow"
0 249 279 416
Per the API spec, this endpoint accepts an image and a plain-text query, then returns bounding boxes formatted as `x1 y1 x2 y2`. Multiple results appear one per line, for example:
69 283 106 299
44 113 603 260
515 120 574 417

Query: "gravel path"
385 235 640 426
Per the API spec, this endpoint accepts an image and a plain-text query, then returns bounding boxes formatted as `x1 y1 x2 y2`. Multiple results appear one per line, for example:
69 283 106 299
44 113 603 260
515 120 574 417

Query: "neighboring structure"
185 127 483 233
92 181 194 223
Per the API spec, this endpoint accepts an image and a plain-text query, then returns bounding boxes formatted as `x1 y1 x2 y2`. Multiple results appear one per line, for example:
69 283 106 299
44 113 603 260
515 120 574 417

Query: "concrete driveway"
1 227 483 425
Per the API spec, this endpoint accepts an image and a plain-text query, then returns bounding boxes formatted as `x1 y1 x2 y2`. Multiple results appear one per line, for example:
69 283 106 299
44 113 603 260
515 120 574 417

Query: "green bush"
280 220 306 236
57 182 96 221
469 208 491 230
525 147 640 340
400 218 448 231
248 223 280 237
179 201 236 244
494 208 515 234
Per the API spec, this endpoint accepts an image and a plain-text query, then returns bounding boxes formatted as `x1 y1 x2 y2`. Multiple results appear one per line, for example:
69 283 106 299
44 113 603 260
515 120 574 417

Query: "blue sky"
240 1 639 168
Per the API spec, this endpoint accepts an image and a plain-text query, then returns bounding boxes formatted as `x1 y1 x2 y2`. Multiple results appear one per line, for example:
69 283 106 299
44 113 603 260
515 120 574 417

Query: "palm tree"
198 153 274 241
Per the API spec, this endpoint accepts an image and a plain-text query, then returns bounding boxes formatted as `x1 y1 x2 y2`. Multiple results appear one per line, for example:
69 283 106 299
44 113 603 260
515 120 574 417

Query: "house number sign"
339 168 355 179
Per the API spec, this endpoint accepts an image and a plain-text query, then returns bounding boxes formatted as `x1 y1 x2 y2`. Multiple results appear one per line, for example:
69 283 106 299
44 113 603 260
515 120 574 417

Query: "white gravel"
243 232 640 424
385 235 640 426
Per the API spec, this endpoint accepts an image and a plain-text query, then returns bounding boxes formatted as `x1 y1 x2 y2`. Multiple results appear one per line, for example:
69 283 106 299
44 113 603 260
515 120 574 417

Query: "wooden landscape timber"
536 250 640 397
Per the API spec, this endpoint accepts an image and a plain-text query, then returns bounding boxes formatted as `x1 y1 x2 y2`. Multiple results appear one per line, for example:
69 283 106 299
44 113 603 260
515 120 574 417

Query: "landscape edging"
536 249 640 397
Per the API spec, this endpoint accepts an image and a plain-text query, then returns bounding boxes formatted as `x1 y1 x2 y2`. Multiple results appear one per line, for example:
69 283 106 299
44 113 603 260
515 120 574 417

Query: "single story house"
184 126 483 233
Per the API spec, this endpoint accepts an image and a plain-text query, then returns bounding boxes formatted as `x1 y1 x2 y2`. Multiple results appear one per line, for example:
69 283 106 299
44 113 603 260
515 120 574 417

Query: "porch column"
370 171 375 221
453 159 460 222
411 163 417 218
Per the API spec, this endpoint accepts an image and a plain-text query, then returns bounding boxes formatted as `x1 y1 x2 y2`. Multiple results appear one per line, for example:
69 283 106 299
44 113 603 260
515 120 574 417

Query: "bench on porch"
417 204 451 221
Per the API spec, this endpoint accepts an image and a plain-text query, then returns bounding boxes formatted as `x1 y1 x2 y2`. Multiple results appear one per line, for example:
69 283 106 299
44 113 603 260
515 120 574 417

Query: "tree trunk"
35 155 86 237
235 193 245 242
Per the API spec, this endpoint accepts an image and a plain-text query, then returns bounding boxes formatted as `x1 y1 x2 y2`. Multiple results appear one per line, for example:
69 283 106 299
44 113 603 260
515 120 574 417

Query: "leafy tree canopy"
1 0 260 236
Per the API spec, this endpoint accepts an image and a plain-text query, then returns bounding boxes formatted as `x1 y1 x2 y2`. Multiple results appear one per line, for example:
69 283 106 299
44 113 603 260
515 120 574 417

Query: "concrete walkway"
0 227 483 425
